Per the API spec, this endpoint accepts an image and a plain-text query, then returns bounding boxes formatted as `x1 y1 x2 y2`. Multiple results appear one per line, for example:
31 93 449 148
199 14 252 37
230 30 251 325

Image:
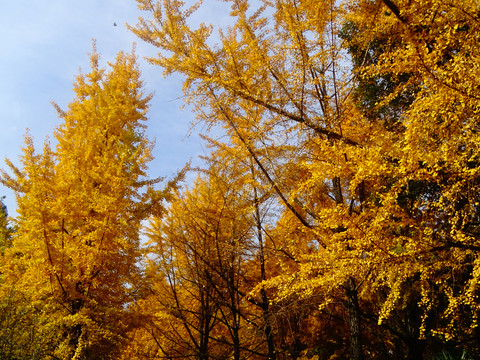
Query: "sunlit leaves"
130 0 480 357
0 47 157 359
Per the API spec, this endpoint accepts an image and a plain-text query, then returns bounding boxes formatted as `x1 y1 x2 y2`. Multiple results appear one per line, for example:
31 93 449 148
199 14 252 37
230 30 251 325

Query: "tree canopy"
2 0 480 359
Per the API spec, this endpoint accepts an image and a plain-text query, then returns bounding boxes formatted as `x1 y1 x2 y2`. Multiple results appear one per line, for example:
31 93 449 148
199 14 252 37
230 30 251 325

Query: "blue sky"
0 0 230 216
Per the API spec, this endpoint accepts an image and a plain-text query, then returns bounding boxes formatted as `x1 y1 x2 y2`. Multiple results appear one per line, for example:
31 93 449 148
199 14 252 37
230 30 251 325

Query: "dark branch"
381 0 407 23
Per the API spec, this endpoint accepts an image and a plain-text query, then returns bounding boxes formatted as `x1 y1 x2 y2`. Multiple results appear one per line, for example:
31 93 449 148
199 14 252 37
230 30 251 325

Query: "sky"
0 0 231 216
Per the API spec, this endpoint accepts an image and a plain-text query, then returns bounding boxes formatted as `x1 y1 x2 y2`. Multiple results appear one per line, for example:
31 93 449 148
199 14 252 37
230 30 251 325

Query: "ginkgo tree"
129 0 480 358
0 46 162 359
124 143 281 360
340 0 480 355
129 0 375 358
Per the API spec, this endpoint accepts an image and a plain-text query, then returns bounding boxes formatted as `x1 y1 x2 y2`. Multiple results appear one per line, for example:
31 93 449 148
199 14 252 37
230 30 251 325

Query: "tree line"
1 0 480 359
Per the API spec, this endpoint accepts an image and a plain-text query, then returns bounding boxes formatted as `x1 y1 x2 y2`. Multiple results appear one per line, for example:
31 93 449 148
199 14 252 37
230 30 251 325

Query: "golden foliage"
129 0 480 357
0 46 157 359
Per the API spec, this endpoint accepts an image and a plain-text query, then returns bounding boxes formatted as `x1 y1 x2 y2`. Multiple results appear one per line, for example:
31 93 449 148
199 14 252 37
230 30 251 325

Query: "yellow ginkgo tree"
341 0 480 352
129 0 480 358
0 46 160 359
129 0 375 358
126 144 275 360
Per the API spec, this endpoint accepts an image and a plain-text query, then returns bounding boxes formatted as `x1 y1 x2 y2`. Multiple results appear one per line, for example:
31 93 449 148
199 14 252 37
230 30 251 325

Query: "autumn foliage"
1 0 480 359
0 47 160 359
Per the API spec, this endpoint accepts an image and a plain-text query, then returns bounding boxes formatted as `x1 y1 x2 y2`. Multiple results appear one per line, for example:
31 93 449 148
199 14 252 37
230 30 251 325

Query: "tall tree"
129 1 371 358
131 161 257 359
130 0 480 357
0 46 159 359
342 0 480 356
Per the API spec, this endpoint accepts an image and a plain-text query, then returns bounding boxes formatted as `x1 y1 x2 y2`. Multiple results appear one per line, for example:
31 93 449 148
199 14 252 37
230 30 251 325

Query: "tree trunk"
253 176 277 360
345 277 364 360
261 287 277 360
405 337 425 360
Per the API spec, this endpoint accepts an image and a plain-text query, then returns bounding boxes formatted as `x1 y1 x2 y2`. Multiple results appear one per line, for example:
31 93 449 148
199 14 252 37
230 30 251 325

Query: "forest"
1 0 480 359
